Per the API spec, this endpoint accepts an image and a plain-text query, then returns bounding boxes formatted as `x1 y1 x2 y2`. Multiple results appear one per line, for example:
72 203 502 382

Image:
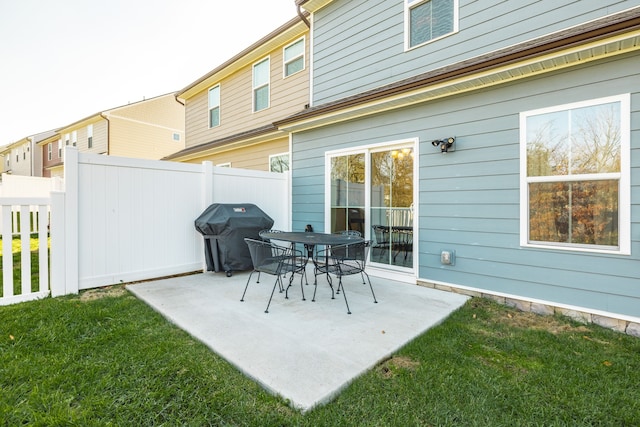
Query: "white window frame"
47 143 52 161
216 162 231 168
404 0 459 51
283 37 305 78
252 57 270 112
87 124 93 148
64 133 70 146
208 84 221 128
57 139 62 158
71 130 77 146
519 94 630 255
269 152 290 173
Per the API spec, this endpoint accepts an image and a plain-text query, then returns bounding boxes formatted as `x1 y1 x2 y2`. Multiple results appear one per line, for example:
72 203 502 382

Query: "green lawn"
1 290 638 426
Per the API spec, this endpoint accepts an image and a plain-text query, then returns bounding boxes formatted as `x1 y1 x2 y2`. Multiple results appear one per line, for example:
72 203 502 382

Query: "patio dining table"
259 230 365 290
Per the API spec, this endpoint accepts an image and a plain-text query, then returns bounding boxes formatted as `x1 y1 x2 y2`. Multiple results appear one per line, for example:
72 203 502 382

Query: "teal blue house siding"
286 0 640 319
291 49 640 317
312 0 640 105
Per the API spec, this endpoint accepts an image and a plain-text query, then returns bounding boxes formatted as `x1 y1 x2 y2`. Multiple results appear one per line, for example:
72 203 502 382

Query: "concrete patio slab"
127 270 469 412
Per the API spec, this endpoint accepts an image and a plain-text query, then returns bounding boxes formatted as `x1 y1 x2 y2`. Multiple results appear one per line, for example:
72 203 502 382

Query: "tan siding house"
37 93 185 176
0 130 54 178
165 15 310 172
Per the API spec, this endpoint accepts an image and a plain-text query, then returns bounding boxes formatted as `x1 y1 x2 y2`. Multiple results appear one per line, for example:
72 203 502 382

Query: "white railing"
0 198 51 305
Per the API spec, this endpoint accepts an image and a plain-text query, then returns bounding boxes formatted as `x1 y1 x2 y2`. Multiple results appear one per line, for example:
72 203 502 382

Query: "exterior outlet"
441 250 455 265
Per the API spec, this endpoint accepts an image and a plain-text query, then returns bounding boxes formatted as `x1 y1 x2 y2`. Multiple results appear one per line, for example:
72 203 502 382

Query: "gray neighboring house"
278 0 640 323
0 130 56 177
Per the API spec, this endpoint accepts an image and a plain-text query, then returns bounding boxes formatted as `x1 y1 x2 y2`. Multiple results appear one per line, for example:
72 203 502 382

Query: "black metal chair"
241 238 306 313
313 240 377 314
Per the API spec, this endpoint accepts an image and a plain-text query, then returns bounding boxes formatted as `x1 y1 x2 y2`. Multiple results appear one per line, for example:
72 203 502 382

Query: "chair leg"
337 277 351 314
363 271 378 303
265 276 282 313
240 271 255 302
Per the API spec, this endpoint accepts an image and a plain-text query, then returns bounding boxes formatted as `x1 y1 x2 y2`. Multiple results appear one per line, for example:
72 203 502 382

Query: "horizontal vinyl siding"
312 0 640 104
108 117 184 160
292 52 640 317
182 137 289 171
185 33 310 149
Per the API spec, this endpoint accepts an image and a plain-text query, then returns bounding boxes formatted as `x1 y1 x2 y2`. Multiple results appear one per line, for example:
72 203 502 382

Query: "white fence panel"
210 166 290 230
0 197 51 305
76 153 204 290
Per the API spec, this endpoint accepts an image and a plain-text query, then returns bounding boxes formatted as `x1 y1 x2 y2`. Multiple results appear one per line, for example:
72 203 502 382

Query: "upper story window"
58 139 62 157
64 133 70 146
172 133 181 142
284 38 305 77
269 152 290 173
48 143 53 161
208 85 221 128
520 94 630 254
71 130 77 146
406 0 458 49
87 124 93 148
253 57 270 112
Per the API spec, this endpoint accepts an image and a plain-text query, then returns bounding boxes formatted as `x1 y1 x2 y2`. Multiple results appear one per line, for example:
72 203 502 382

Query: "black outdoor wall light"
431 137 455 153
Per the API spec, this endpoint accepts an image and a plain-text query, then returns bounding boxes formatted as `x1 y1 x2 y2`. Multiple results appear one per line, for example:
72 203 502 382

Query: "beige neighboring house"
164 14 310 172
37 93 185 177
0 130 57 178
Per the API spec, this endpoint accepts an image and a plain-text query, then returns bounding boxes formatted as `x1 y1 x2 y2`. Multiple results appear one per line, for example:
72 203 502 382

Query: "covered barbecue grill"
195 203 274 277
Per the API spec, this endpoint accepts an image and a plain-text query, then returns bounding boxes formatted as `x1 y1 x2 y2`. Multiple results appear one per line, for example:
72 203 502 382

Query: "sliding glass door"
329 144 414 270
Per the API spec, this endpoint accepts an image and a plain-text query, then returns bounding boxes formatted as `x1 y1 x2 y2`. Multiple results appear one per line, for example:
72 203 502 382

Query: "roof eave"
276 8 640 132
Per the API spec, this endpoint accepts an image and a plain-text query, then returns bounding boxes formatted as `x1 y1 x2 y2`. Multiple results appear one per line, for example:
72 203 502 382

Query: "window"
64 133 70 146
253 57 270 112
406 0 457 49
208 85 220 128
284 38 305 77
23 146 26 160
520 94 630 254
58 139 62 157
269 153 290 173
172 133 181 142
71 130 77 146
87 124 93 148
48 143 53 161
217 162 231 168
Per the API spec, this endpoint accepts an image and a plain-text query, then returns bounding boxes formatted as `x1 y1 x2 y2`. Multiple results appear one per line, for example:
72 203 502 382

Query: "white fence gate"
0 148 290 304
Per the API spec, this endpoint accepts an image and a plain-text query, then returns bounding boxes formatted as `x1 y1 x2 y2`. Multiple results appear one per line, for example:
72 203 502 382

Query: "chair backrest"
244 238 288 272
331 240 370 267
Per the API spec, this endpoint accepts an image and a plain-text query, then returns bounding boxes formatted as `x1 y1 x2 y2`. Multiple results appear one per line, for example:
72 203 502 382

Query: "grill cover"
194 203 274 274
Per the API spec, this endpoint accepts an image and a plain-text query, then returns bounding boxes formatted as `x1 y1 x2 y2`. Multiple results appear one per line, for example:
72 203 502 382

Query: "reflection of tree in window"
527 101 620 247
371 149 413 208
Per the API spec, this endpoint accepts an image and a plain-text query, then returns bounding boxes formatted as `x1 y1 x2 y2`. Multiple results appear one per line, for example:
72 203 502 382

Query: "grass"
1 290 639 426
0 236 44 296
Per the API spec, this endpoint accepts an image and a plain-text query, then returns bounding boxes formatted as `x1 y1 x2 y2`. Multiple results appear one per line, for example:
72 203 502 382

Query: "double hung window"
87 124 93 148
253 58 270 112
208 85 220 128
520 94 630 254
284 38 305 77
406 0 457 49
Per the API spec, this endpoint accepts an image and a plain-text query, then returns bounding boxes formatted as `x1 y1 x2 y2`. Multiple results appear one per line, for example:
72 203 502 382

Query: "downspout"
100 113 111 155
296 2 310 28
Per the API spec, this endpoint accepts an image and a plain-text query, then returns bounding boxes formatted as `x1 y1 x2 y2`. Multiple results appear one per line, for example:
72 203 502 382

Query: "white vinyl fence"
0 174 62 235
0 147 289 304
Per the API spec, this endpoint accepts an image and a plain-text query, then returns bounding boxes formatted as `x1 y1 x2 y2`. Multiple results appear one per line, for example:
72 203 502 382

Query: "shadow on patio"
127 269 468 412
